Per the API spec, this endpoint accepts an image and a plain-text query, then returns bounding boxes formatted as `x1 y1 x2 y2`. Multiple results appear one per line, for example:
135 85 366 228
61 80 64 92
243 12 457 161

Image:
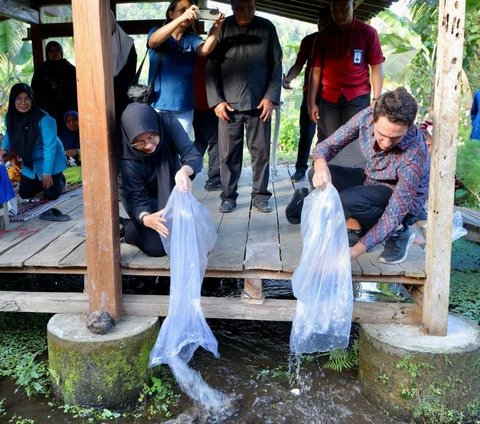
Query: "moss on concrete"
359 324 480 423
48 317 159 410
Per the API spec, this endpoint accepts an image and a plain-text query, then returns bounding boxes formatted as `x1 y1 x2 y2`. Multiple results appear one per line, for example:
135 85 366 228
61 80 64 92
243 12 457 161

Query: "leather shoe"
205 179 222 191
290 170 306 182
253 199 272 213
219 200 237 213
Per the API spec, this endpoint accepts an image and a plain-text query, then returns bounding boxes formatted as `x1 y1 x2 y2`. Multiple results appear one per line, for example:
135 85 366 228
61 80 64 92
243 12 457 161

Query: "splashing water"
169 356 228 411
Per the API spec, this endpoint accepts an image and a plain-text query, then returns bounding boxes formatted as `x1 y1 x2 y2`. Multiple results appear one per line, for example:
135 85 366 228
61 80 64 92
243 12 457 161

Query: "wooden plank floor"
455 205 480 243
0 166 426 284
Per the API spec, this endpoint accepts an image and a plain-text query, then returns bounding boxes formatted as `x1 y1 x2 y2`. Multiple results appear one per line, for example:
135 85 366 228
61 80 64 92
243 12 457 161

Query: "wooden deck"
0 166 427 283
0 166 428 324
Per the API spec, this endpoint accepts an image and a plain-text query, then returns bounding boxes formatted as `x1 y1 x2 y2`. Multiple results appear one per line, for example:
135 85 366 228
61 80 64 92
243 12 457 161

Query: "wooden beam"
25 20 164 39
0 0 39 24
0 292 422 325
423 0 466 336
71 0 122 320
30 24 44 68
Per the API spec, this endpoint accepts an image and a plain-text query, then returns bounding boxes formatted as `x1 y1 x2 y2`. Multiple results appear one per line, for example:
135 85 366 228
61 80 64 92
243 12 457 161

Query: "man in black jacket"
206 0 282 213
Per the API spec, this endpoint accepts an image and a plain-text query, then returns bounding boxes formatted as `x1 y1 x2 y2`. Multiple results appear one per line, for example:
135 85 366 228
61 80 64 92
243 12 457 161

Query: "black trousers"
193 109 220 184
218 109 272 202
327 165 416 231
328 165 392 230
19 172 65 200
294 94 322 174
318 93 370 168
125 221 166 257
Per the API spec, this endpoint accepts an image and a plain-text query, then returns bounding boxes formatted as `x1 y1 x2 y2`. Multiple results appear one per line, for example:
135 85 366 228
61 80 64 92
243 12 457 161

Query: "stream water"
0 275 409 423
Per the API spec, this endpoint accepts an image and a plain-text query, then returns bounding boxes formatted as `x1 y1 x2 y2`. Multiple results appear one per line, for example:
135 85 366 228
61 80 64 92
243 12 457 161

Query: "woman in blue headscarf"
119 102 202 256
1 83 67 200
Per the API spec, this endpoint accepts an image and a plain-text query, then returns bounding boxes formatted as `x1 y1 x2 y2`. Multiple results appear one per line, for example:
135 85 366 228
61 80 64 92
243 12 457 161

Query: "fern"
323 340 359 372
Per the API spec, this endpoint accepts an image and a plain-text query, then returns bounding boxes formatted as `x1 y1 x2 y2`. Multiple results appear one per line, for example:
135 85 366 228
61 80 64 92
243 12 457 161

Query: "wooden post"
71 0 123 320
30 24 44 69
423 0 465 335
242 278 265 305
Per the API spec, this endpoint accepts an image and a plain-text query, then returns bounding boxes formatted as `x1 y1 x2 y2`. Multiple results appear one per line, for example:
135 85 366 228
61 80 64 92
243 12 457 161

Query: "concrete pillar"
48 314 159 410
359 314 480 423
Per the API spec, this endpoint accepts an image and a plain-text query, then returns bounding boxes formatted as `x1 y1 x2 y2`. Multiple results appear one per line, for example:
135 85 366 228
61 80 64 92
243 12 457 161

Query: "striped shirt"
311 107 429 250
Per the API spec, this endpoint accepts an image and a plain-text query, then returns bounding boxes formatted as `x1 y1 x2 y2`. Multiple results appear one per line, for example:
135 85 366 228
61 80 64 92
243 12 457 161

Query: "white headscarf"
110 11 135 77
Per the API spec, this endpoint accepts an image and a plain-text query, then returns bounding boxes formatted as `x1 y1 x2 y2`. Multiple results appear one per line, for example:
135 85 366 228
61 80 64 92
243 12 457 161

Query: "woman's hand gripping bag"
149 187 219 367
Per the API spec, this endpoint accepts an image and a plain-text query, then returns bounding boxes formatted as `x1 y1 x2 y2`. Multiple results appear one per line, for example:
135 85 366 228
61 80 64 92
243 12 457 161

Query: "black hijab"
6 83 46 168
120 103 180 210
45 40 64 59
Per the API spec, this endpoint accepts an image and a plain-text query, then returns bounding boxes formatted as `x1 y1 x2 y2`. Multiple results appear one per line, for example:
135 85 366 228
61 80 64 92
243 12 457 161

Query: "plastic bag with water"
149 186 219 367
290 184 353 354
451 211 468 241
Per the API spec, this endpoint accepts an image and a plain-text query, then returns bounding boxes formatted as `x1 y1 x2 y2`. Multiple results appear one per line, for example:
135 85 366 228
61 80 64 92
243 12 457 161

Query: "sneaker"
285 187 309 224
290 170 306 182
219 199 237 213
253 199 272 213
379 227 416 264
205 179 222 191
347 228 364 247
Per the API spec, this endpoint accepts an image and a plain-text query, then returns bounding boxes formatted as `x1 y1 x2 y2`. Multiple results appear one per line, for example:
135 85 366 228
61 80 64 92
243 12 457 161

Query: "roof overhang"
1 0 396 26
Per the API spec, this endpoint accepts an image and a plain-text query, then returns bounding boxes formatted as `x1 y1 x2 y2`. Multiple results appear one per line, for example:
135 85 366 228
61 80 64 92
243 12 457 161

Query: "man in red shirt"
308 0 384 168
282 8 330 182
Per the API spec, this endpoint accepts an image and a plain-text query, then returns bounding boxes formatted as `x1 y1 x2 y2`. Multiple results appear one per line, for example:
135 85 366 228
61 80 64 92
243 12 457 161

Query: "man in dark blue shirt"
206 0 282 213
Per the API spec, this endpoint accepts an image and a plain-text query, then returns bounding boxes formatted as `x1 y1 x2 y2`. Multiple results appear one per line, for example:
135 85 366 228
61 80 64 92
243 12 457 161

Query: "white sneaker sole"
378 232 416 265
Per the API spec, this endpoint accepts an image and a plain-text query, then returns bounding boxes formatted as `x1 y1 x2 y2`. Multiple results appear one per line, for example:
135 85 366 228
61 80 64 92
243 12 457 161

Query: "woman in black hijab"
31 40 78 129
1 83 67 200
120 102 202 256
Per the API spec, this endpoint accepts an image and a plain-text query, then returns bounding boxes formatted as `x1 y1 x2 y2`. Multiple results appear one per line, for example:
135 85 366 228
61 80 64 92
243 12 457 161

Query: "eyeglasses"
15 97 32 104
132 133 159 149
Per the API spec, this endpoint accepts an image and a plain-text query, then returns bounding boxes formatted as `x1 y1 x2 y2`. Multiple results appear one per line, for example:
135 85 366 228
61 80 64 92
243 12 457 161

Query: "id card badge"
353 49 363 64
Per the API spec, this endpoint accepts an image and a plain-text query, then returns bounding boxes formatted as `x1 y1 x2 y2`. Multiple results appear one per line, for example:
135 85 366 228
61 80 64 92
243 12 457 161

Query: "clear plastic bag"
290 184 353 354
451 211 468 242
149 187 219 367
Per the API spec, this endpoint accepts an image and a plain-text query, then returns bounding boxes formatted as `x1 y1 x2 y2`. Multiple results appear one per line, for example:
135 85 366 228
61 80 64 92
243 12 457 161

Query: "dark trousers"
319 93 370 168
329 165 392 230
218 110 272 202
125 221 166 257
19 172 65 200
294 94 319 174
327 165 415 231
193 109 220 184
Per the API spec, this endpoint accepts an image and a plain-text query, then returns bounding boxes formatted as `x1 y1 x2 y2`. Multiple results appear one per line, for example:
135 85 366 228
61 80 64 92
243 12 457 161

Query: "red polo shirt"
312 17 384 103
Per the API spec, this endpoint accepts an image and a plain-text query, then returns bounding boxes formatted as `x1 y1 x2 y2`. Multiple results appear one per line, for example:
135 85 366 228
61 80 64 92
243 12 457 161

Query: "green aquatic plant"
257 365 289 380
138 373 179 418
0 313 50 397
7 415 36 424
323 340 359 372
14 353 50 397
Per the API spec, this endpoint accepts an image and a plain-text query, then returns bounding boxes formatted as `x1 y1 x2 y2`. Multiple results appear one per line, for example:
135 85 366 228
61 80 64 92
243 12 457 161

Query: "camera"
197 8 219 20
